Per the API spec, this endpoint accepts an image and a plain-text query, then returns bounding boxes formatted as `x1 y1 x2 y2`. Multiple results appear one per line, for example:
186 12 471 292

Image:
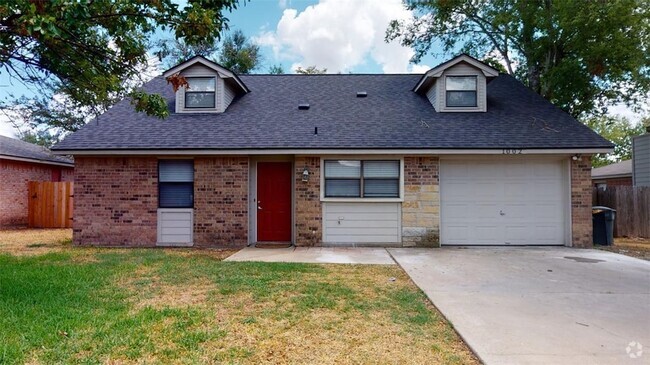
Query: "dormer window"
185 77 216 108
446 76 477 107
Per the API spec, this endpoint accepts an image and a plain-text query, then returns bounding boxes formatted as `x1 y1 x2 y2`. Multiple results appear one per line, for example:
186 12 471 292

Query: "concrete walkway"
389 247 650 365
225 246 395 265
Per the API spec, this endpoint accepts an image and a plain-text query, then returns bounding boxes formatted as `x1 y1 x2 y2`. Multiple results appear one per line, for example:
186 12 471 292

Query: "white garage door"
440 158 567 245
323 202 401 244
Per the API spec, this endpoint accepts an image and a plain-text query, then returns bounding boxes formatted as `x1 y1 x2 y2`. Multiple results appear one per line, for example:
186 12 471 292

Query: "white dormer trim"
413 54 499 93
162 56 249 94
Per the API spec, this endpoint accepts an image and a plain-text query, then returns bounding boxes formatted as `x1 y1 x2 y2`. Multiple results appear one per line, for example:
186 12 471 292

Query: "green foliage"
387 0 650 118
584 115 646 167
218 29 262 74
295 65 328 74
18 130 60 148
268 64 285 74
154 38 220 69
130 91 169 119
0 0 241 119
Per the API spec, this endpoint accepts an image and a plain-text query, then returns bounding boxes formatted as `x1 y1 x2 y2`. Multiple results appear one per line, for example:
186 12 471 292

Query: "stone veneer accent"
571 156 593 247
73 157 157 246
193 156 249 246
295 156 322 246
402 156 440 247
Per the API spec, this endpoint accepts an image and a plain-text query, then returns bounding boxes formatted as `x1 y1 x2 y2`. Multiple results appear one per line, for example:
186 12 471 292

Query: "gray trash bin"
592 206 616 246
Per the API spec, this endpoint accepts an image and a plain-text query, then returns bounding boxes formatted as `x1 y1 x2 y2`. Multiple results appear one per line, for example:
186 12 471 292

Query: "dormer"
414 54 499 113
162 56 249 113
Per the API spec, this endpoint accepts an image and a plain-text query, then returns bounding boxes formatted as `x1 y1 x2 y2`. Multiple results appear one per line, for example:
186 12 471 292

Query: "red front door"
257 162 292 242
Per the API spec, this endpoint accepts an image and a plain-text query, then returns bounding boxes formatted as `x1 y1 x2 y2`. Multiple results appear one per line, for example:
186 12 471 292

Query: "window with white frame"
185 77 216 108
324 160 400 198
446 76 477 107
159 160 194 208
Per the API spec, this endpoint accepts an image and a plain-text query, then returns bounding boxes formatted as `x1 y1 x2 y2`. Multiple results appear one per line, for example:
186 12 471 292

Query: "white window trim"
319 156 405 202
445 75 478 108
184 77 217 109
177 74 220 113
444 74 480 110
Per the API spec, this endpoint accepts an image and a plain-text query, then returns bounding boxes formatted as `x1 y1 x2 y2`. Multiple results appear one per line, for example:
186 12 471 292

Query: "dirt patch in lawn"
597 237 650 261
0 228 72 256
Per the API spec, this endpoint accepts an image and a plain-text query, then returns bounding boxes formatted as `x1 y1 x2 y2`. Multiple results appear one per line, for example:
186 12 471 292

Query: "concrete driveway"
389 247 650 365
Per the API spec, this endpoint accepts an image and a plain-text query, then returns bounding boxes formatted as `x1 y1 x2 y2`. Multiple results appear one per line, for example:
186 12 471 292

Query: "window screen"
446 76 477 107
324 160 400 198
324 160 361 197
363 161 399 197
185 77 216 108
159 160 194 208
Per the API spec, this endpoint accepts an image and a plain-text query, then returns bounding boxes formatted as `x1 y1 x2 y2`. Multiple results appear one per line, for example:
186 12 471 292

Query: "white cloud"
255 0 422 73
0 115 16 137
410 64 431 74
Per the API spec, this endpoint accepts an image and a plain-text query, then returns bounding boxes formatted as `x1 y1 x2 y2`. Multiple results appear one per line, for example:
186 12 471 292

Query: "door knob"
258 206 262 210
499 210 505 216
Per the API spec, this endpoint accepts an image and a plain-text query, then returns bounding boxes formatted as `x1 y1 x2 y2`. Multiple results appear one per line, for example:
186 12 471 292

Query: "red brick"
0 160 73 227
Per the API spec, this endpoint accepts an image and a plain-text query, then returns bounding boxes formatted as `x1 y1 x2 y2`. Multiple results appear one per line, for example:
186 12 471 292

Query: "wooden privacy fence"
28 181 74 228
593 186 650 238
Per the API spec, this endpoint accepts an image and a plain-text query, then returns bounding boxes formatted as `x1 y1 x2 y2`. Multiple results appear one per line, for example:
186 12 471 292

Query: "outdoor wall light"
302 167 310 182
572 154 582 161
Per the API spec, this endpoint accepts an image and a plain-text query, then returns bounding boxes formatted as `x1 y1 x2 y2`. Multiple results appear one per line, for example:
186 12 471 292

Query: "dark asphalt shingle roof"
0 135 74 165
52 73 612 151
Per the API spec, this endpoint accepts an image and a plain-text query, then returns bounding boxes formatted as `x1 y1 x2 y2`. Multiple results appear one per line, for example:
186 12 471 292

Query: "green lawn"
0 231 477 364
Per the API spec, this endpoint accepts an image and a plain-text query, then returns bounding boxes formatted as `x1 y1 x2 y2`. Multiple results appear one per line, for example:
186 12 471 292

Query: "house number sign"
502 149 523 154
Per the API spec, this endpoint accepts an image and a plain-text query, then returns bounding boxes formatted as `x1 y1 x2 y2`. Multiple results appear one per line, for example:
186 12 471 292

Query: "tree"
268 64 285 74
386 0 650 118
0 0 241 119
295 66 327 74
218 30 262 74
154 38 219 69
18 130 60 148
584 115 646 167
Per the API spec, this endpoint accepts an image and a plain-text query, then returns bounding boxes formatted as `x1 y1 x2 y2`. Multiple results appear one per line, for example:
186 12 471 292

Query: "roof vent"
298 103 310 110
356 91 368 98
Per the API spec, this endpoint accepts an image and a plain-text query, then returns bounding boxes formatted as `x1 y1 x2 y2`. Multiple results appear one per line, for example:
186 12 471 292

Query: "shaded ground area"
0 229 477 364
596 237 650 261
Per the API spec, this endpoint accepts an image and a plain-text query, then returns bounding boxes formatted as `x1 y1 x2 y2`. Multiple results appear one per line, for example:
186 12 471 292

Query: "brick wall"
295 156 322 246
571 156 593 247
0 159 74 227
593 177 632 187
73 157 157 246
402 156 440 247
193 157 248 246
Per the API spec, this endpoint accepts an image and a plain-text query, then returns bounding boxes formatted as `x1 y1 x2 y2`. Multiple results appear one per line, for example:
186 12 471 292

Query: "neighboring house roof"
0 135 74 166
52 73 612 152
591 160 632 179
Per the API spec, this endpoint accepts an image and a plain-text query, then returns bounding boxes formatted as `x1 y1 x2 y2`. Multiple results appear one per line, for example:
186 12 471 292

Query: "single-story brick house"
1 135 74 227
592 160 632 189
52 54 612 248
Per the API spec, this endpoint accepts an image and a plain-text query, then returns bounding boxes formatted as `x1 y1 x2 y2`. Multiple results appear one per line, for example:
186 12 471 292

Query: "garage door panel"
475 226 501 241
445 225 469 242
323 202 400 244
441 159 567 246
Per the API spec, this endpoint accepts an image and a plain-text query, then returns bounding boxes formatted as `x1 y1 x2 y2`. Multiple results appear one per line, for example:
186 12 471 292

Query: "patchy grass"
596 237 650 261
0 230 478 364
0 228 72 256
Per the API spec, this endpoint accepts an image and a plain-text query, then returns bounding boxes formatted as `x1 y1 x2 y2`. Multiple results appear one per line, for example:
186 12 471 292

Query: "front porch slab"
225 247 396 265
